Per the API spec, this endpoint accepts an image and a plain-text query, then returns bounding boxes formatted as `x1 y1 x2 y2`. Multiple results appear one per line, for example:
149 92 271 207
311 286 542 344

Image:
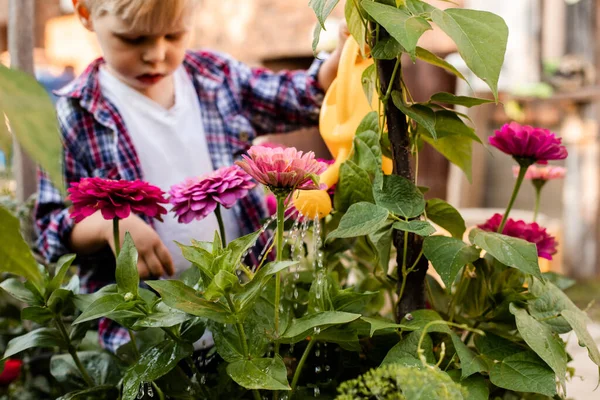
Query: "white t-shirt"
99 66 240 275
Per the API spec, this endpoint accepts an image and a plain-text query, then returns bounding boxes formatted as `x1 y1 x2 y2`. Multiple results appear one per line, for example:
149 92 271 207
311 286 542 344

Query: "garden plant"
1 0 600 399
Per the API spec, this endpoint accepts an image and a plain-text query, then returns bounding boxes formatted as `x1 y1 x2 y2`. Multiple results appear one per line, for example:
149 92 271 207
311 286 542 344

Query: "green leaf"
3 328 66 359
333 289 379 313
404 0 436 15
422 236 480 287
0 113 12 166
122 340 193 400
0 206 43 289
227 356 290 391
416 46 467 82
0 278 42 305
176 242 214 282
430 8 508 100
430 110 481 143
145 280 234 324
73 293 125 324
345 0 367 56
51 351 124 389
422 132 473 182
312 23 322 55
361 63 376 107
204 270 239 301
353 136 379 178
426 198 466 239
0 65 65 193
361 316 412 337
561 310 600 368
371 37 403 60
429 92 493 108
225 231 260 269
280 311 361 343
47 254 76 297
309 0 341 29
489 351 557 397
448 372 489 400
528 279 579 334
72 284 117 312
391 92 437 139
510 304 567 391
381 331 435 365
115 233 139 297
392 220 436 236
334 160 374 212
473 229 544 282
356 111 379 135
373 174 425 218
362 1 432 58
474 333 525 362
132 311 191 329
327 202 390 240
55 386 119 400
315 326 361 352
21 306 54 324
368 221 394 272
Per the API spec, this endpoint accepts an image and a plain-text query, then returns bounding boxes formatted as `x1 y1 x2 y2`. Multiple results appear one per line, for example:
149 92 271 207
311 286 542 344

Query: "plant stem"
383 57 401 102
533 182 545 222
397 230 409 301
291 338 316 391
151 382 165 400
128 329 140 359
225 294 250 358
274 195 286 350
498 164 528 233
113 217 120 257
214 204 227 247
55 318 94 387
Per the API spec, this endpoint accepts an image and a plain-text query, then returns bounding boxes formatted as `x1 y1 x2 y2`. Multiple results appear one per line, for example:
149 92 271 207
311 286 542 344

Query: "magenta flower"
235 146 328 192
169 166 256 223
512 165 566 181
489 122 568 164
68 177 168 223
478 213 558 260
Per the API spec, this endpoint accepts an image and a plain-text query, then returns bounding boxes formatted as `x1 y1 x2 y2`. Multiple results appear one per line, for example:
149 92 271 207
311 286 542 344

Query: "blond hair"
83 0 198 33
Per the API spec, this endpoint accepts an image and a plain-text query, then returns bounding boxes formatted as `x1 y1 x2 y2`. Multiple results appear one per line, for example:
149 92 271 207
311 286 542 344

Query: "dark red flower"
478 213 558 260
68 177 168 222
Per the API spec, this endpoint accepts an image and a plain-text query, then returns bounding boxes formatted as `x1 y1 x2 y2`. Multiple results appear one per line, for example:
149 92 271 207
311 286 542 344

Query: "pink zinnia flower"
512 165 566 181
169 166 255 223
68 177 168 223
478 213 558 260
236 146 328 192
489 122 568 164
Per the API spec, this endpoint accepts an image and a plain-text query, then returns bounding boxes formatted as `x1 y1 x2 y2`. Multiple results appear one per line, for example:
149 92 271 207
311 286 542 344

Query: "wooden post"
8 0 37 202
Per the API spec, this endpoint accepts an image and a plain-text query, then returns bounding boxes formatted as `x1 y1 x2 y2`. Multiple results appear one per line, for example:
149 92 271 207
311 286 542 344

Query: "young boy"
35 0 345 352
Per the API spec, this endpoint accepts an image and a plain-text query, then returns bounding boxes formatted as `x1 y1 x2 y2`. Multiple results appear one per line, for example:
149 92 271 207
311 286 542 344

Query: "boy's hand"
108 215 175 279
317 22 350 92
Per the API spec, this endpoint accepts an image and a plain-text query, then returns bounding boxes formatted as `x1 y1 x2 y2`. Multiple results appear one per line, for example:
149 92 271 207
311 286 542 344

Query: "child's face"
88 11 194 90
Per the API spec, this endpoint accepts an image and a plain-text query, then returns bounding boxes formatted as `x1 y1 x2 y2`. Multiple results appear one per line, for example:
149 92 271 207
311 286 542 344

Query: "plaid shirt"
34 50 325 352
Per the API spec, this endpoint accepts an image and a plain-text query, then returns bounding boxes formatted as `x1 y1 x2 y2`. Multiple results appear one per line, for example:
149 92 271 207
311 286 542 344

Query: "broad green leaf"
356 111 379 135
3 328 66 359
362 1 432 58
315 326 361 352
212 323 245 362
404 0 435 15
312 23 322 55
431 110 481 143
561 310 600 368
426 198 466 239
429 92 493 108
345 0 367 56
543 272 575 290
47 287 73 314
51 351 124 389
510 304 567 391
381 331 435 365
361 63 376 106
401 309 452 333
21 306 54 324
371 37 403 60
145 280 234 323
115 233 139 297
473 230 544 282
392 220 436 236
373 174 425 218
308 271 333 313
227 356 290 391
447 372 488 400
0 206 43 289
0 66 64 193
72 284 117 312
528 279 579 334
309 0 341 29
430 9 508 100
391 92 437 139
176 242 214 282
333 289 379 313
327 202 390 240
55 386 119 400
0 114 12 166
361 316 412 337
353 136 379 178
452 335 488 379
225 231 260 268
73 293 125 324
368 221 394 272
416 46 467 82
280 311 361 343
334 160 374 212
121 340 193 400
204 270 239 301
422 236 480 287
356 130 382 160
132 311 191 329
422 133 473 182
47 254 76 297
489 351 557 397
474 333 525 362
0 278 42 305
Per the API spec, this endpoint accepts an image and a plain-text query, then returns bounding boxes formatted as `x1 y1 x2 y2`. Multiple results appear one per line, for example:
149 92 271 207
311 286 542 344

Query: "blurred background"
0 0 599 397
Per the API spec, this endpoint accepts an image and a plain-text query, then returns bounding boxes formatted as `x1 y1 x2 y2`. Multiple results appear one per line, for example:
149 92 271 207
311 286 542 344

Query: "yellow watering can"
293 38 393 219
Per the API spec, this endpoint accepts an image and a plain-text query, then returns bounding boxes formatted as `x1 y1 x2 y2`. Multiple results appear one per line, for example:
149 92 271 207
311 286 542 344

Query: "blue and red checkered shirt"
34 50 325 352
